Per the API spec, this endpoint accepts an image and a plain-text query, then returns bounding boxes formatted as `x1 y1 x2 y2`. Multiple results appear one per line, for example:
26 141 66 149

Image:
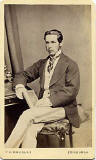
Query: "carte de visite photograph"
4 4 92 149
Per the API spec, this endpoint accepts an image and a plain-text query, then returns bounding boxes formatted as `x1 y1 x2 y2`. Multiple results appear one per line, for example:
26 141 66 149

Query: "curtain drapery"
4 5 24 75
4 24 12 73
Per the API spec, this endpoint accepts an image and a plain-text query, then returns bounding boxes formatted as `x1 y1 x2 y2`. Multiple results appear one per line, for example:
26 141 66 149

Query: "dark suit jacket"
13 53 80 128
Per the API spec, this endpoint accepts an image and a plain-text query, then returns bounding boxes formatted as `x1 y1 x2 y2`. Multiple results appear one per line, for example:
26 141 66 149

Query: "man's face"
45 34 61 56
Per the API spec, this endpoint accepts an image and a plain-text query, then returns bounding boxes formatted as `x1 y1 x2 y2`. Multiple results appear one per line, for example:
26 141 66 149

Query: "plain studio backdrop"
4 5 92 147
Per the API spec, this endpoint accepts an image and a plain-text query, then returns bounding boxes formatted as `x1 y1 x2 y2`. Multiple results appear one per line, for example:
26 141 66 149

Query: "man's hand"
15 84 27 99
35 98 52 107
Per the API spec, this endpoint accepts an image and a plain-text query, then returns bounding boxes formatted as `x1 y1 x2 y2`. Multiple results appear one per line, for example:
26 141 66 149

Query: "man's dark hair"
44 29 63 43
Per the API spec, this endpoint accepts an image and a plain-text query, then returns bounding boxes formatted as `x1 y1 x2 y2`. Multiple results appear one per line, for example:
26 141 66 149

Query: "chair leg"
69 123 73 148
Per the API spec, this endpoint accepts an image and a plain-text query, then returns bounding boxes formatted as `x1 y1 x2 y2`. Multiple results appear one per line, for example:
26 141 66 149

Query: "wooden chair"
37 119 74 148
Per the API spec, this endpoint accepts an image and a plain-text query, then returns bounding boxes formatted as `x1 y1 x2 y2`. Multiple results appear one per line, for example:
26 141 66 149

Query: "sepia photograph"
0 0 95 159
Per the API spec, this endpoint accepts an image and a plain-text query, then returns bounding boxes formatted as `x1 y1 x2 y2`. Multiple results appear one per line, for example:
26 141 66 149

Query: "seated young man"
5 29 80 148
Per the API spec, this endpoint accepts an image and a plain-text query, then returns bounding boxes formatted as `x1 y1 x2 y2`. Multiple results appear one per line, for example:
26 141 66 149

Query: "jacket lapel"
49 53 68 87
39 53 69 89
39 58 48 89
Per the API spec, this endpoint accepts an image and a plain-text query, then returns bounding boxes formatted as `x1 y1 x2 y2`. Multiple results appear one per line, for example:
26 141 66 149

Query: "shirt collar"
54 49 61 58
47 50 62 60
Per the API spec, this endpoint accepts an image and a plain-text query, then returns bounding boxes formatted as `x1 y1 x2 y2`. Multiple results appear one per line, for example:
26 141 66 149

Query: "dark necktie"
47 56 55 73
47 55 60 73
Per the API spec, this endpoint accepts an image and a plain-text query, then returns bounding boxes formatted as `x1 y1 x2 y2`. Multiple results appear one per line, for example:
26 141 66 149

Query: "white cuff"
15 84 25 90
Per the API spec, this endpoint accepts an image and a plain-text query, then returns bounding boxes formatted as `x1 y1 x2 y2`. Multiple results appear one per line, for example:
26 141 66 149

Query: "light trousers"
5 106 65 148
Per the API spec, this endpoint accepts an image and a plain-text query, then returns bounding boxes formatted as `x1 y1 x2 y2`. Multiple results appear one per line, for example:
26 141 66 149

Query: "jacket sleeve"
49 62 80 107
13 59 42 89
